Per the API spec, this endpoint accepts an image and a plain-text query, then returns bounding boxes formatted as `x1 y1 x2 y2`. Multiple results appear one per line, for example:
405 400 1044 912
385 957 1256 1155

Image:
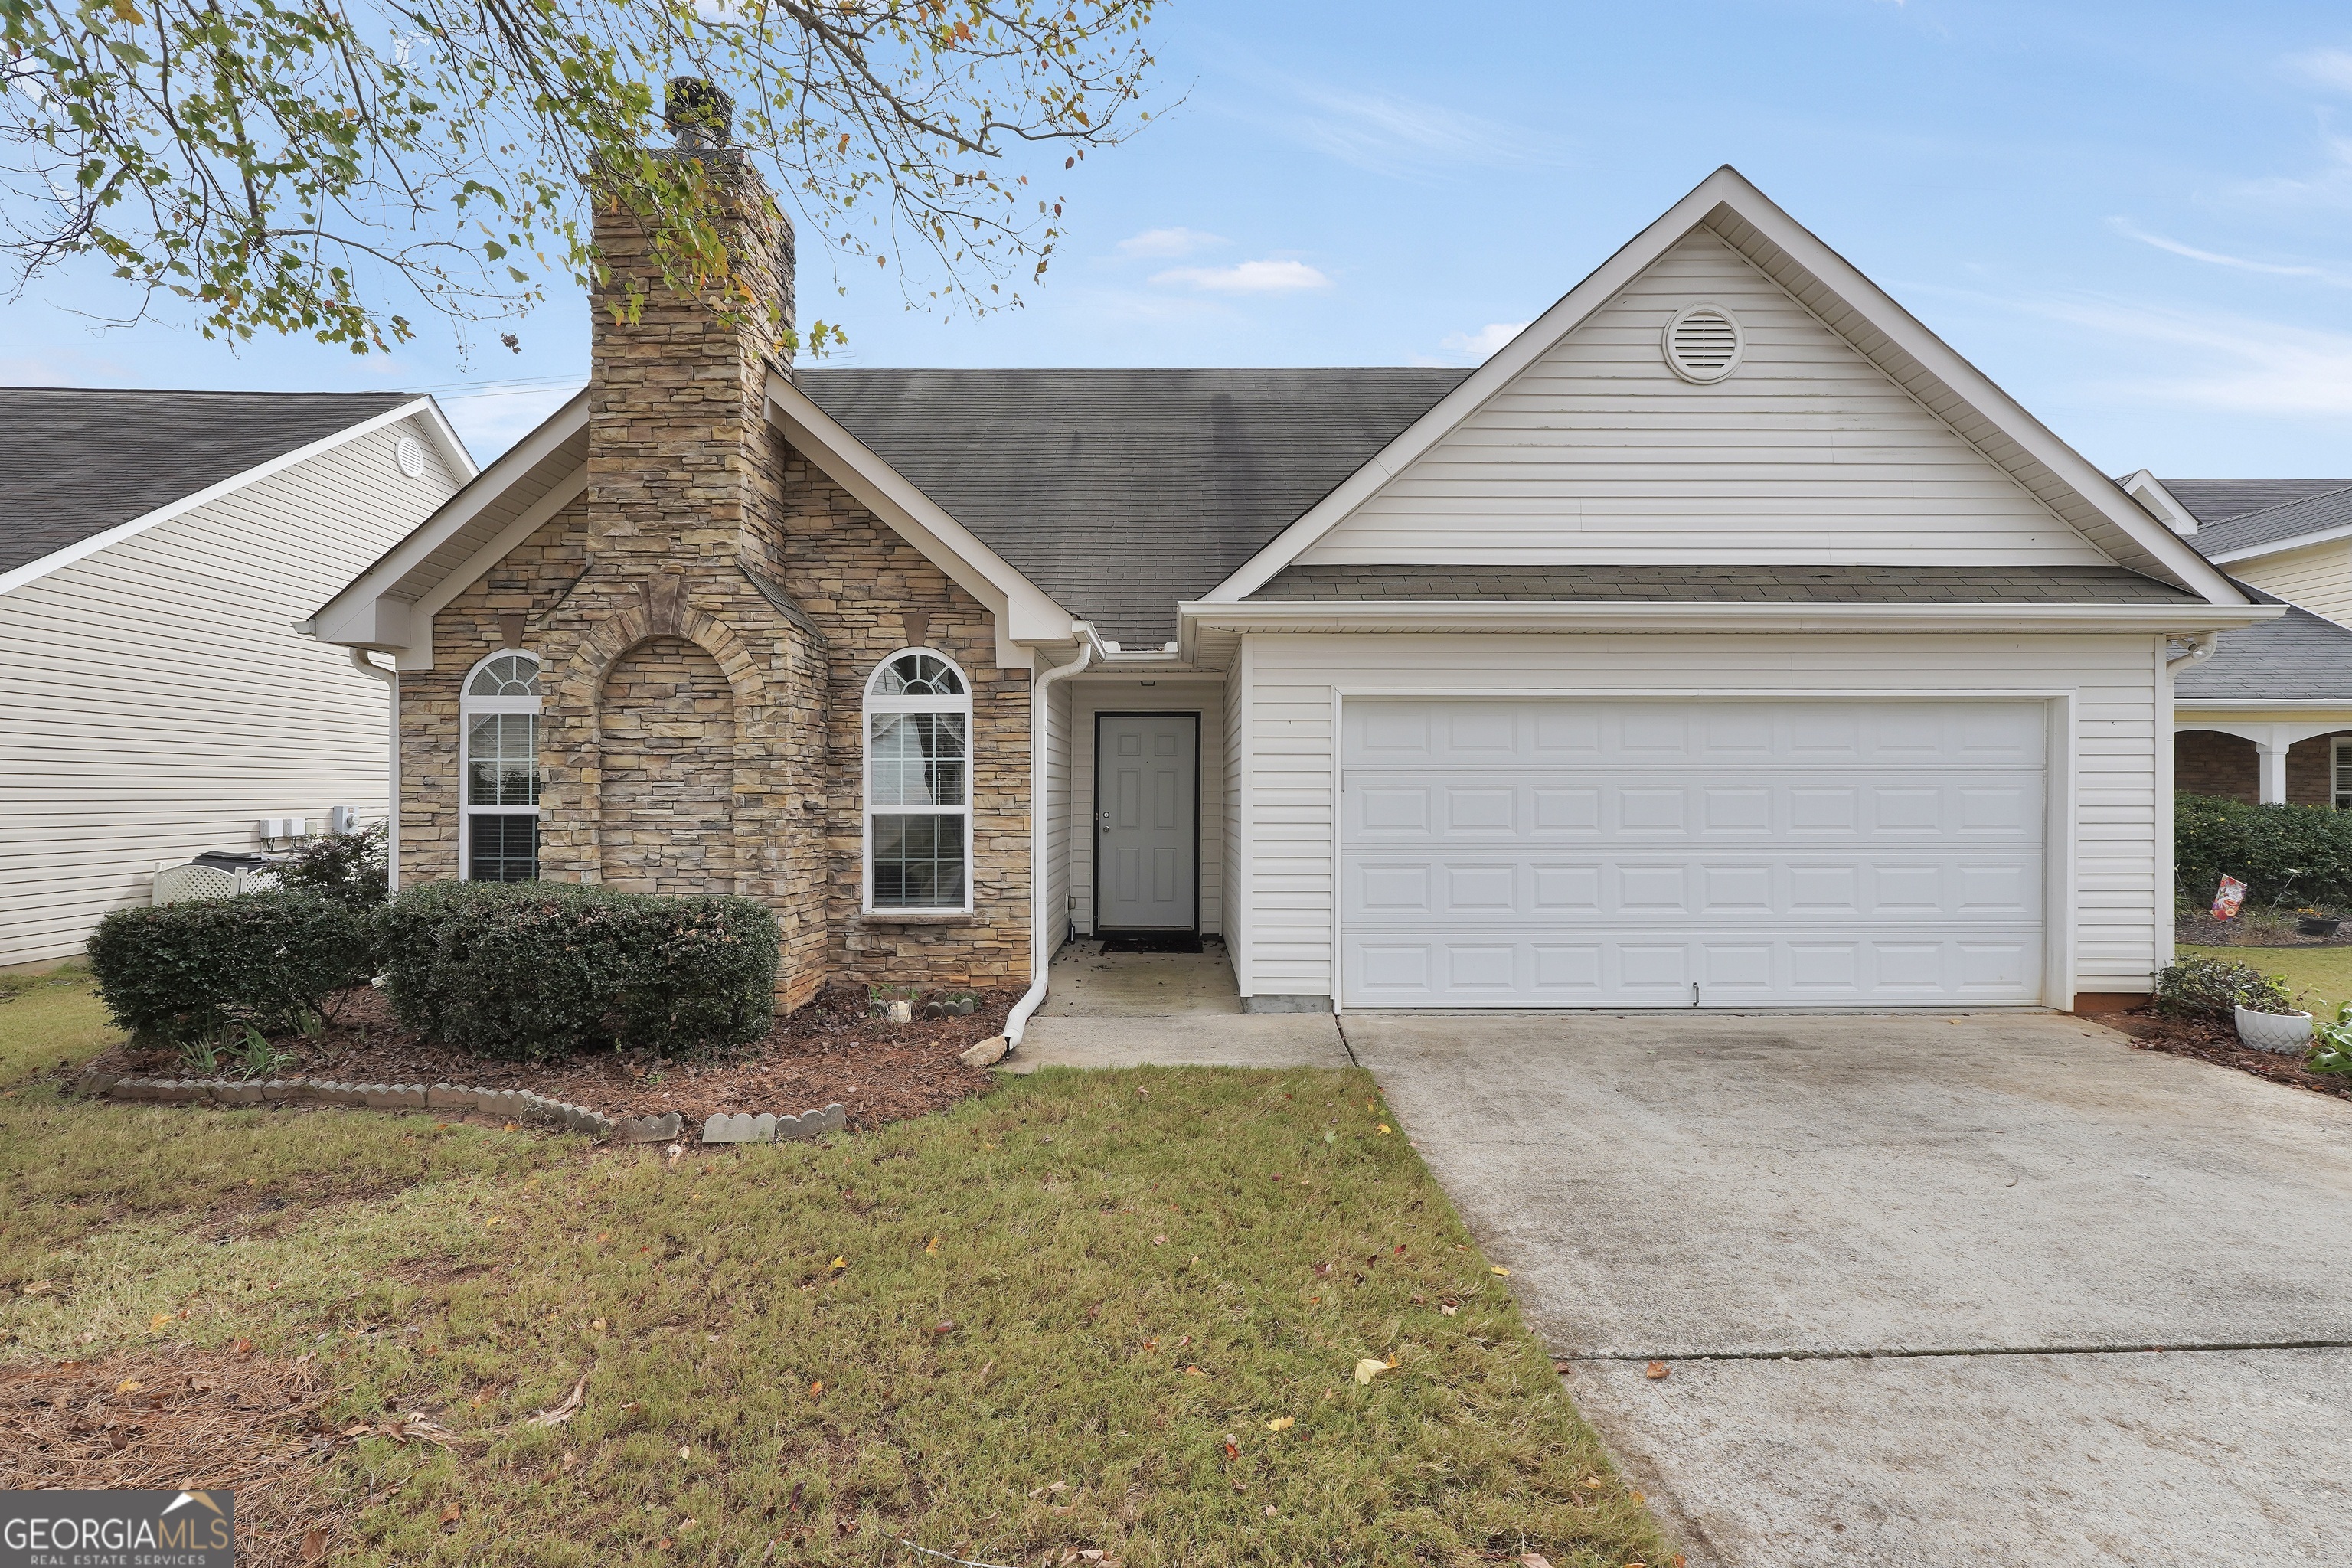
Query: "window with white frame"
462 651 541 881
2336 737 2352 811
864 650 970 910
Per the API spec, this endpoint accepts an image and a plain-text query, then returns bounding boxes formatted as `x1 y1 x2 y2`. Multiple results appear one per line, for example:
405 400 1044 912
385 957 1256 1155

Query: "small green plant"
273 822 391 908
2153 956 2297 1024
2308 1005 2352 1075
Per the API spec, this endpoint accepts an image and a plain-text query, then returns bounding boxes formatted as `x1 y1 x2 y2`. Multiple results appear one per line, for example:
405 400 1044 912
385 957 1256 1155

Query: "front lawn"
0 975 1671 1568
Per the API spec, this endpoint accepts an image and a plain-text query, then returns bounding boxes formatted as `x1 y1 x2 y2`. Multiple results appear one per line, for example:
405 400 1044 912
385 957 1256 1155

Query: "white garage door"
1340 699 2046 1008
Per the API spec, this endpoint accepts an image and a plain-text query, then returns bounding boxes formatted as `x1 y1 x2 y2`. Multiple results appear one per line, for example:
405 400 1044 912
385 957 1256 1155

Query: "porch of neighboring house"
2173 594 2352 807
2173 722 2352 806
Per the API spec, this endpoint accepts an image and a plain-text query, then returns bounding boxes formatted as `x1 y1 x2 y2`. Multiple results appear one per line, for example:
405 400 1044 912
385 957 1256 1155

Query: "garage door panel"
1341 698 2047 1008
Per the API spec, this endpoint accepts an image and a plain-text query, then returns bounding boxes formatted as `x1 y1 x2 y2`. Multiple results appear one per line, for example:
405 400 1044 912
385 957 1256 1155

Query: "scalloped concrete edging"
701 1104 846 1144
73 1070 681 1145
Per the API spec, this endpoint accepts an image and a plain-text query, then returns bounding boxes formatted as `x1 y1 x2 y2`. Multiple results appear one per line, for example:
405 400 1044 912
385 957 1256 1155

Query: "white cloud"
1285 83 1559 178
2108 218 2344 282
2028 294 2352 416
1150 260 1331 294
2288 47 2352 92
1440 321 1531 361
1116 227 1226 260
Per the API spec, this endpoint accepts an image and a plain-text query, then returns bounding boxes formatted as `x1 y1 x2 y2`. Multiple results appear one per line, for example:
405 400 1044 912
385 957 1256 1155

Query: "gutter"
972 626 1100 1064
345 648 402 893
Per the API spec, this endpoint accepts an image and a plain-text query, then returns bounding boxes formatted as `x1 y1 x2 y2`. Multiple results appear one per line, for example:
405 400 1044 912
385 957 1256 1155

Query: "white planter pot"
2234 1006 2313 1054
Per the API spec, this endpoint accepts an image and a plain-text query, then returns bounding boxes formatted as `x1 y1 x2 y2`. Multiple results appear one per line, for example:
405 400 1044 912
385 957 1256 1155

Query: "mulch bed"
2174 915 2352 949
0 1344 341 1568
84 985 1021 1134
2110 1010 2352 1101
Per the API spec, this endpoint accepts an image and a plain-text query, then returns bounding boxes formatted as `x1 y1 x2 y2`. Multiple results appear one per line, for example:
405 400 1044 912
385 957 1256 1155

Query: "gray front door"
1096 714 1198 930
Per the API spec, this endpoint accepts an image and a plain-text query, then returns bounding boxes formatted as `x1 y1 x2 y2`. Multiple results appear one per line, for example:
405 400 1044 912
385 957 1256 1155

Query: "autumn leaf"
809 1380 824 1396
149 1313 172 1333
439 1501 460 1526
1353 1357 1387 1385
1266 1416 1293 1431
1182 1365 1205 1377
828 1256 847 1272
1440 1303 1458 1316
1491 1266 1510 1277
114 1379 142 1394
1377 1124 1392 1134
926 1236 940 1253
1645 1361 1671 1380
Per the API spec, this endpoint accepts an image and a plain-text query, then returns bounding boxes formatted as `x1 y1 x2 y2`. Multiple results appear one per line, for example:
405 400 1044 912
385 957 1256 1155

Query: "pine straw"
0 1343 343 1566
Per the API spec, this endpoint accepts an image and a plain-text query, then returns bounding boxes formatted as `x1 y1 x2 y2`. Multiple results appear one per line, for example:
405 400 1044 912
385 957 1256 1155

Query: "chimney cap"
665 77 734 150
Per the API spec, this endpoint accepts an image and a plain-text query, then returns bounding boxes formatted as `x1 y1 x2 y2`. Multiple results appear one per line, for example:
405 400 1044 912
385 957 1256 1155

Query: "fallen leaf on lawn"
1521 1556 1553 1568
808 1381 822 1397
1182 1365 1205 1377
828 1256 846 1272
1581 1476 1606 1489
299 1527 328 1563
926 1236 939 1253
1645 1361 1670 1380
1153 1235 1166 1246
1222 1433 1240 1459
1313 1261 1332 1278
678 1446 691 1460
1491 1266 1510 1276
590 1319 606 1333
440 1502 461 1525
1440 1303 1458 1316
21 1281 50 1295
596 1232 610 1243
1377 1124 1392 1135
1353 1358 1388 1385
1264 1504 1279 1517
485 1216 502 1229
524 1377 587 1428
149 1314 172 1333
1266 1416 1293 1431
1323 1130 1335 1143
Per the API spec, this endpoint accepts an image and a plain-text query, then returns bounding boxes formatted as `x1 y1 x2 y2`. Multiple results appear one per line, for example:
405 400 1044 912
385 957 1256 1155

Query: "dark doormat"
1099 932 1204 956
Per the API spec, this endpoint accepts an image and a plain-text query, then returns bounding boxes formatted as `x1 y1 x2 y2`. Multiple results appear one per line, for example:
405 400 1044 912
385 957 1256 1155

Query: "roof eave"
1179 599 2282 642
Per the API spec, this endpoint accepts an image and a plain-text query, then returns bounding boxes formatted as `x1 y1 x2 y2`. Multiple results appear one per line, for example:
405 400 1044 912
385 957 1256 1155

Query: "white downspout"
985 627 1098 1060
348 648 401 892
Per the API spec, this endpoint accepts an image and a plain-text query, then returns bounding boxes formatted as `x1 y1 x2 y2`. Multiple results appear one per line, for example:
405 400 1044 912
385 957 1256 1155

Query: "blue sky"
11 0 2352 479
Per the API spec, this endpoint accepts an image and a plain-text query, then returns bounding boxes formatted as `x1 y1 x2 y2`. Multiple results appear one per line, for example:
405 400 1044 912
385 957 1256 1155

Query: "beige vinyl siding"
1232 632 2164 1006
0 417 462 966
1067 679 1225 937
1300 227 2113 569
2233 540 2352 629
1044 672 1074 950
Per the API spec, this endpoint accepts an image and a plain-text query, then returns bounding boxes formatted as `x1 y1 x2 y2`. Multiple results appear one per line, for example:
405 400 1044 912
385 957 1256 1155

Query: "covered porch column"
2174 719 2350 805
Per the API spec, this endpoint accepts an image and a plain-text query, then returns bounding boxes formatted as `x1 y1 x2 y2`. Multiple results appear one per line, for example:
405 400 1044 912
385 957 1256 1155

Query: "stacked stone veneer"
398 151 1030 1006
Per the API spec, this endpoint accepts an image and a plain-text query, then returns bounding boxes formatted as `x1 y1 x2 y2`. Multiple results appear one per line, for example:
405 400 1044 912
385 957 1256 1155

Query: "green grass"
2179 944 2352 1018
0 976 1671 1568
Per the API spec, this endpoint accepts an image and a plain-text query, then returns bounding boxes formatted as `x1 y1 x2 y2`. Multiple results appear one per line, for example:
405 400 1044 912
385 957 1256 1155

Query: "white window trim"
2335 736 2352 811
458 649 543 882
862 647 975 916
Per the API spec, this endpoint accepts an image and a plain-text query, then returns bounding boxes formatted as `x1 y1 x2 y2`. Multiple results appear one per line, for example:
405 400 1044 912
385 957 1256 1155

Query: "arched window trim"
459 649 542 882
863 647 974 914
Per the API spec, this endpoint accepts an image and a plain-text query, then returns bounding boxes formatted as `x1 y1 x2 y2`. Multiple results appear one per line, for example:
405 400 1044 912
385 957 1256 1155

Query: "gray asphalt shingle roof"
0 387 413 578
2161 479 2350 528
2178 583 2352 705
2164 481 2352 558
796 368 1472 646
1250 564 2200 604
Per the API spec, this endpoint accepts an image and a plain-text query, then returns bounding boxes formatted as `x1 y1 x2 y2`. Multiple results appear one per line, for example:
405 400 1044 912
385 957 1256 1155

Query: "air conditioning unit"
153 851 283 905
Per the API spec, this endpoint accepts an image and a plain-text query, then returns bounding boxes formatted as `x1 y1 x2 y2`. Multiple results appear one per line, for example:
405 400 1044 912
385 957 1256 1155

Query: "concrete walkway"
1347 1011 2352 1567
1004 942 1351 1072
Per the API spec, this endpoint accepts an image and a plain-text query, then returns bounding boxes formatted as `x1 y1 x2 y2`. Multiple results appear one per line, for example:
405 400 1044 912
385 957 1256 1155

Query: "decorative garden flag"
2212 876 2248 920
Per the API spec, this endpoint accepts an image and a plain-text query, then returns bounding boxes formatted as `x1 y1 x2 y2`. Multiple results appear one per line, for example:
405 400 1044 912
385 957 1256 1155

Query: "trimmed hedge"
87 892 376 1046
2152 955 2295 1024
2175 792 2352 910
381 882 778 1060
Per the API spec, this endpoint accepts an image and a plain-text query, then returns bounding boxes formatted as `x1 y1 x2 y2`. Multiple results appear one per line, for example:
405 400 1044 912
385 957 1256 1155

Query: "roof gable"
1204 168 2246 607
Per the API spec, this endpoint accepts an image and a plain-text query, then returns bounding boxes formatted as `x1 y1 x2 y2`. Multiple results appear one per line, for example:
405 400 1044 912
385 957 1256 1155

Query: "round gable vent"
395 434 427 479
1663 304 1743 383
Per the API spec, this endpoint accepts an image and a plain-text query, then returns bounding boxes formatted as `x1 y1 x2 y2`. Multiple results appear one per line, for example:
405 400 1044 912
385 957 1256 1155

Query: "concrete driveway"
1344 1012 2352 1567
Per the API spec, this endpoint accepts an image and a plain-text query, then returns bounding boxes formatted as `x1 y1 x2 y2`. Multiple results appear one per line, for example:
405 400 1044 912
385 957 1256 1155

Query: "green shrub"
2175 792 2352 910
381 882 778 1060
2152 955 2296 1024
87 892 376 1048
274 822 390 906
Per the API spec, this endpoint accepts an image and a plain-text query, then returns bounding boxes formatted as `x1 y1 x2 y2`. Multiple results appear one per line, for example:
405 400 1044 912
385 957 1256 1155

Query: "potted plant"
2296 906 2342 939
2235 996 2314 1054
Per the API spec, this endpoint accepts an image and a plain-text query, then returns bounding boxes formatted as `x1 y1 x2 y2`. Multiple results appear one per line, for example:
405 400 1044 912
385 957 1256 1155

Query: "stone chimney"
586 76 795 564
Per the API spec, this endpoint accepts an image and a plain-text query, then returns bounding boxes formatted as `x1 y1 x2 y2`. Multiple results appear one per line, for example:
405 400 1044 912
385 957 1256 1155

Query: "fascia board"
1178 600 2283 636
377 465 595 671
1707 173 2243 604
2208 522 2352 564
2175 701 2352 714
1200 165 2249 610
1200 171 1749 605
2118 469 2195 534
315 392 589 644
766 372 1075 663
407 395 482 484
2 395 452 602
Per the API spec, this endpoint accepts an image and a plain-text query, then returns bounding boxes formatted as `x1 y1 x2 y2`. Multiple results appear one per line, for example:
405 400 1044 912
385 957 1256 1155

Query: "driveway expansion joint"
1559 1338 2352 1364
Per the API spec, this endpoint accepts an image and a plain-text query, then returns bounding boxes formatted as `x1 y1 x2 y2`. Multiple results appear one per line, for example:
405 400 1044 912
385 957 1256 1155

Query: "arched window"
461 651 541 882
864 649 970 911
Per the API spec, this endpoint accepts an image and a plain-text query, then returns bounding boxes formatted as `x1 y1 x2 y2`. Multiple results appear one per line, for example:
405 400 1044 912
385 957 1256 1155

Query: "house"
0 388 472 969
2121 474 2352 807
313 149 2275 1021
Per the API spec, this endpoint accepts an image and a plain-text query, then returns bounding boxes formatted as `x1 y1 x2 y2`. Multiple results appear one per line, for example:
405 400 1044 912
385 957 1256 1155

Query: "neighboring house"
2120 474 2352 806
0 389 472 968
315 159 2272 1017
